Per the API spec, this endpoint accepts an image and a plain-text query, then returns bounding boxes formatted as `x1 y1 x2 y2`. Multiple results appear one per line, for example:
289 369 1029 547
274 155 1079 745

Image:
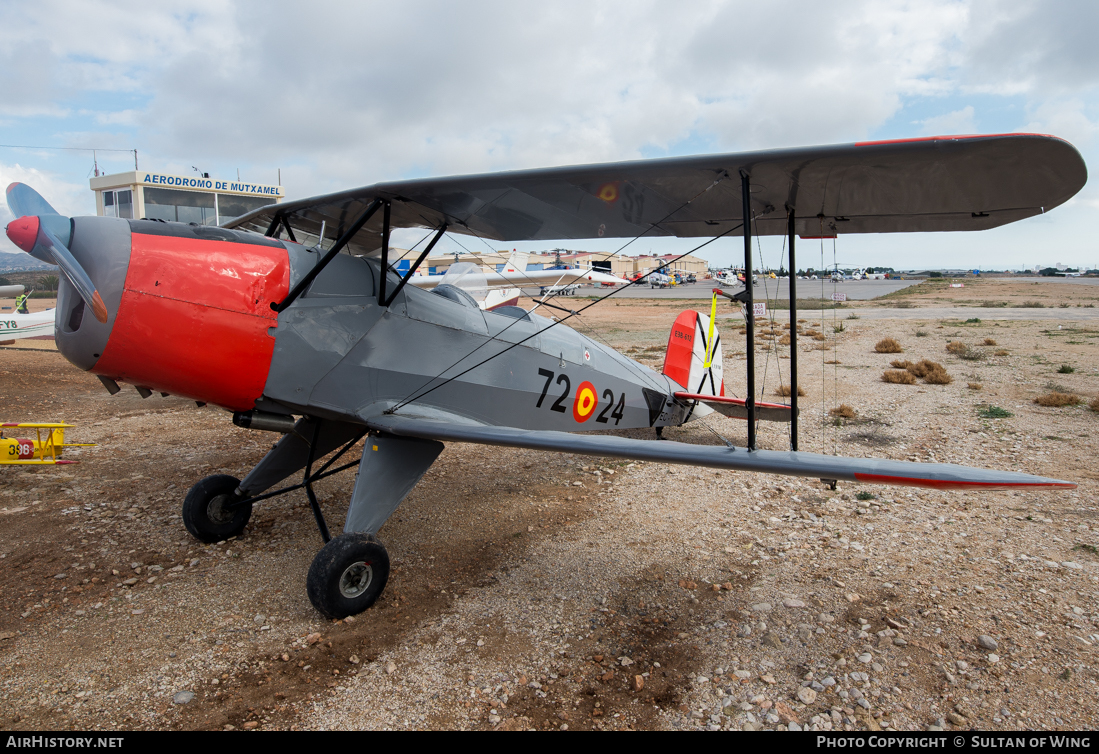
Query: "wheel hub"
207 494 236 525
339 561 373 599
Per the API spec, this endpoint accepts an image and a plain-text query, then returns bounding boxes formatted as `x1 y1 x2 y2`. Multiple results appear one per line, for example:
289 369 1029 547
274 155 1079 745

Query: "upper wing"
225 134 1086 255
365 414 1074 490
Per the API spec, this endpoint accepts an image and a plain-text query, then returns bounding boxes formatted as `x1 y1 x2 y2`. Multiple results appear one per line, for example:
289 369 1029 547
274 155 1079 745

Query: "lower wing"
367 415 1074 490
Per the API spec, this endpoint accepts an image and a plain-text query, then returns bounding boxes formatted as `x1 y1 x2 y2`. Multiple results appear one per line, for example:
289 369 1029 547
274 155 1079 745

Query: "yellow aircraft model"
0 423 94 465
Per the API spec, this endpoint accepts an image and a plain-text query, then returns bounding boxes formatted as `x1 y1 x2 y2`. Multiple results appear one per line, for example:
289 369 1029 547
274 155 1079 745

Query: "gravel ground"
0 279 1096 731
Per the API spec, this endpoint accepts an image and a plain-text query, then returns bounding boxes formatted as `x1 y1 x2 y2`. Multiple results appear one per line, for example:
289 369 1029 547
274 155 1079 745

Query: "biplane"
0 422 93 465
3 133 1086 618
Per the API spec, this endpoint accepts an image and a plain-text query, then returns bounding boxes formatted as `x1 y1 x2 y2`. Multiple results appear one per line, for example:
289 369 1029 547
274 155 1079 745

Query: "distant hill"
0 251 56 272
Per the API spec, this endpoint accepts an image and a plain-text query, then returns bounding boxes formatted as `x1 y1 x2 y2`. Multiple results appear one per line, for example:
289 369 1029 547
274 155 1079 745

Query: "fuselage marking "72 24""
535 368 625 425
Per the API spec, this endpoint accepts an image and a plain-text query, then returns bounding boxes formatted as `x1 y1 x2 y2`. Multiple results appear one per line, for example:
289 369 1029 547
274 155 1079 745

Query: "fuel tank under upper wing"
365 414 1074 490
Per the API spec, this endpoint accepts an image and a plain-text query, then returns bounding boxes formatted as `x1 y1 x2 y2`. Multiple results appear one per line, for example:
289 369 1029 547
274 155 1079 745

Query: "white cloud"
1 0 1097 269
918 105 976 135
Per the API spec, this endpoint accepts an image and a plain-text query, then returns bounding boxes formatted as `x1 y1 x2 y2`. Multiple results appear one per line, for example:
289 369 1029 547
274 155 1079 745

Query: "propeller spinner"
4 183 108 323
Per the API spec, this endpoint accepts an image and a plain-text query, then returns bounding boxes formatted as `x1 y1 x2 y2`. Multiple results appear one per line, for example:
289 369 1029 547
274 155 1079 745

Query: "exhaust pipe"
232 410 297 433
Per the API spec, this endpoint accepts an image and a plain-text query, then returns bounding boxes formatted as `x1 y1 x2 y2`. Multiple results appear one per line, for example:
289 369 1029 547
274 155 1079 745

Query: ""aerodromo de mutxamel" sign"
140 173 283 197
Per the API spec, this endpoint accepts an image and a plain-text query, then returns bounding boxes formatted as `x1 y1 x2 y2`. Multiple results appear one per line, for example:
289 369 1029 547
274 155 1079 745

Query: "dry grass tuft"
922 364 954 385
875 337 903 353
778 334 791 345
1034 392 1080 407
946 341 969 356
994 349 1009 357
890 359 914 370
829 404 856 419
906 359 944 379
1090 396 1099 413
775 385 807 397
982 338 997 346
882 369 917 385
804 329 822 337
812 333 827 341
967 382 982 391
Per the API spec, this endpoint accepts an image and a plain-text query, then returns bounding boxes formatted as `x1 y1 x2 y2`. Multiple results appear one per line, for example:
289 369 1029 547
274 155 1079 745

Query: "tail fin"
504 250 530 274
662 310 724 396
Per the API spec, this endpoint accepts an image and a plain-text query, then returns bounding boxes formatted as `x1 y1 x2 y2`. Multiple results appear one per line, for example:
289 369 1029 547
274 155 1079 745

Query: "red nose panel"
94 232 289 410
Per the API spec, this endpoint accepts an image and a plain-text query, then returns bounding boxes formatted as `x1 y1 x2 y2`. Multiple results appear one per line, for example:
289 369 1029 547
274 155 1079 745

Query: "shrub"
833 323 846 333
778 334 791 345
1090 396 1099 413
875 338 903 353
907 359 945 379
915 329 929 337
978 405 1013 419
813 333 827 341
968 382 982 390
965 317 981 324
1021 301 1044 308
1058 364 1075 374
922 365 954 385
890 359 914 369
994 349 1009 357
982 338 997 346
882 370 917 384
1034 392 1080 407
774 385 806 397
829 404 856 418
946 341 969 356
855 491 875 501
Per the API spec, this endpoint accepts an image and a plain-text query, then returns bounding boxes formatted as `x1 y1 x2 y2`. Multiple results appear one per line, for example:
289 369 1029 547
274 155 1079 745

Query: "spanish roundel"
573 380 598 422
661 310 724 397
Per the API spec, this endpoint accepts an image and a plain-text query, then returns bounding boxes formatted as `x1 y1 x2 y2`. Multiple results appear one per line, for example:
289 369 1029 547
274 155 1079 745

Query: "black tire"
306 533 390 619
181 474 251 543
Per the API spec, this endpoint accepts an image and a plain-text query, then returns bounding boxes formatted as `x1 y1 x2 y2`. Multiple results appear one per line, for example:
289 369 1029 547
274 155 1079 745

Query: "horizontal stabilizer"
675 392 795 423
366 414 1074 490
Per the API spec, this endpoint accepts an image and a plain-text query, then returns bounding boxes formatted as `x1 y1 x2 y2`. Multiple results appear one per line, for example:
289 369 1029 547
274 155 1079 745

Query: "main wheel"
307 533 390 619
182 474 252 543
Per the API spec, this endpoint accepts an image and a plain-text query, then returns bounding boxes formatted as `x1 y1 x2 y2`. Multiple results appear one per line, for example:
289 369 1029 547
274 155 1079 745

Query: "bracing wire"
388 174 734 413
388 220 741 414
831 234 840 457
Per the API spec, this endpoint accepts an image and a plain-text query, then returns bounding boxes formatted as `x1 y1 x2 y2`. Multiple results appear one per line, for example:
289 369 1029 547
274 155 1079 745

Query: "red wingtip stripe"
853 472 1076 490
855 133 1059 147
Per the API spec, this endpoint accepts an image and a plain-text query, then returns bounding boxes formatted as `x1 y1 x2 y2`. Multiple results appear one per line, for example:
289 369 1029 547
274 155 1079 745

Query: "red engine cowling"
94 231 290 410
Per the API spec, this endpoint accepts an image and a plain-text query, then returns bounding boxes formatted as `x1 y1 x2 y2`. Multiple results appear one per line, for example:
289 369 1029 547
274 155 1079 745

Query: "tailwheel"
307 532 390 619
182 474 252 543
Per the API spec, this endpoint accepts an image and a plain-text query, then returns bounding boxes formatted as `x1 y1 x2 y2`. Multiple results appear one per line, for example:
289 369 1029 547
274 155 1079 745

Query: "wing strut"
270 199 383 313
741 170 757 449
787 206 798 451
377 201 392 305
381 223 448 307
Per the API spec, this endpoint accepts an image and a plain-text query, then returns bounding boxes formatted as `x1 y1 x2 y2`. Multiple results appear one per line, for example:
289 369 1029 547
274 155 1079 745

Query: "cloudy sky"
1 0 1096 270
